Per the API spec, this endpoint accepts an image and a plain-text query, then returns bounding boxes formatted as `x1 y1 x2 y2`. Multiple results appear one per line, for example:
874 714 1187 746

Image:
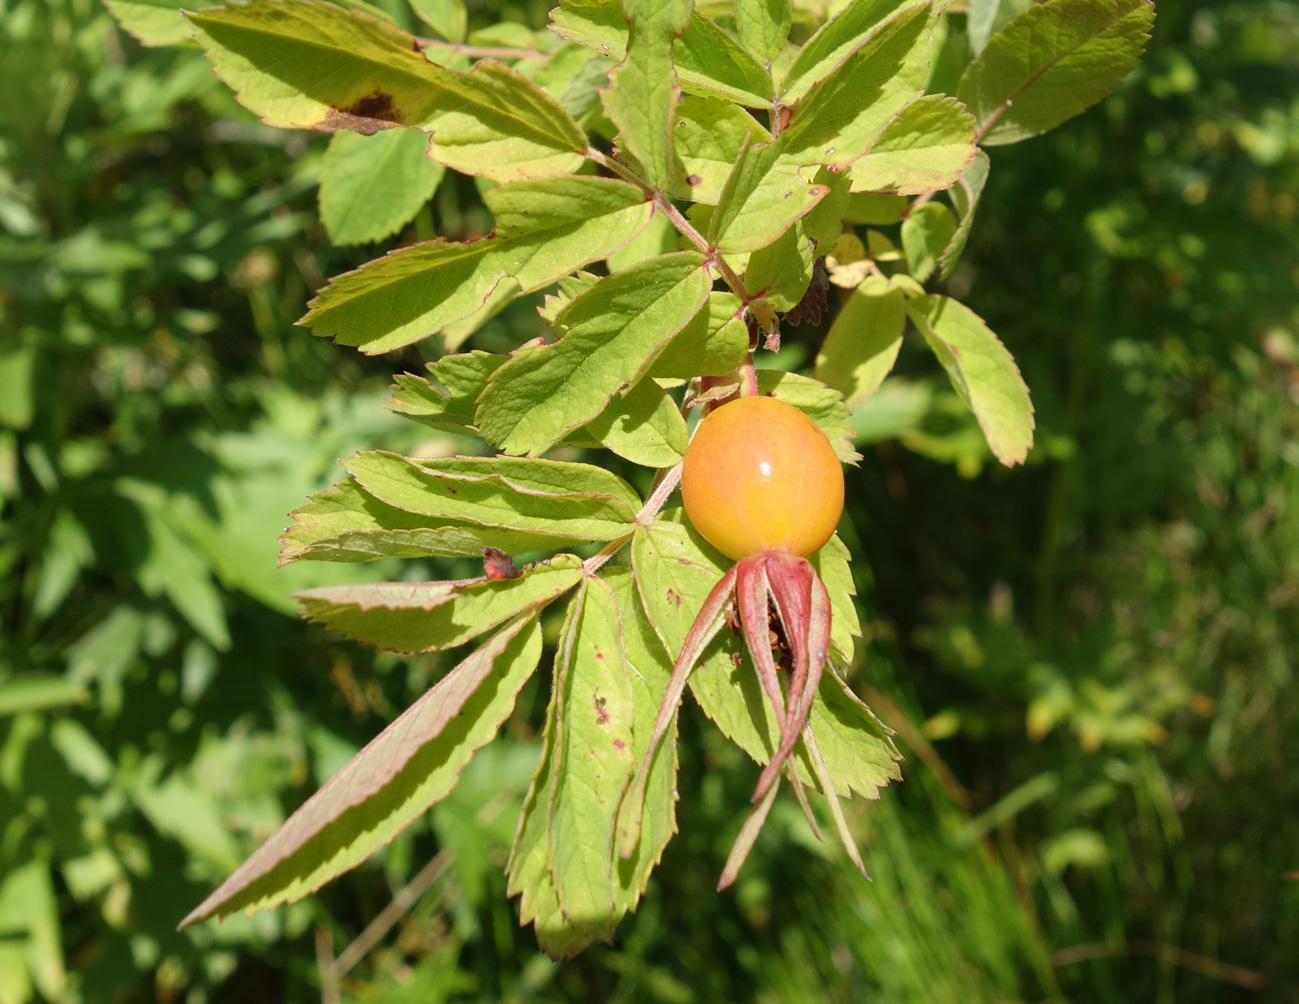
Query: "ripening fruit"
681 396 844 560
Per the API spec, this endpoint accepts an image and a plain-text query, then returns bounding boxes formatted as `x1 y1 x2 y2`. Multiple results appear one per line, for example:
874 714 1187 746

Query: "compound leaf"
303 176 651 354
181 615 542 925
476 253 709 456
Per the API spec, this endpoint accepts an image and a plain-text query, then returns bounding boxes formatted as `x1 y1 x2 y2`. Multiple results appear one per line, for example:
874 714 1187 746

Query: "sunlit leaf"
779 0 914 103
303 177 651 353
901 201 957 282
939 150 990 278
181 615 542 925
669 97 773 205
815 276 907 407
906 295 1035 466
648 291 748 379
850 95 977 195
570 379 689 468
757 370 861 465
709 136 829 254
387 351 504 434
476 253 710 455
319 128 444 245
957 0 1155 145
736 0 791 64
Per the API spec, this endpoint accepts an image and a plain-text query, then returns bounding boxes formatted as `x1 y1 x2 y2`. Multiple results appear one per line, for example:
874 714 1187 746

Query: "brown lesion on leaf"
594 694 609 725
321 91 404 135
665 587 683 609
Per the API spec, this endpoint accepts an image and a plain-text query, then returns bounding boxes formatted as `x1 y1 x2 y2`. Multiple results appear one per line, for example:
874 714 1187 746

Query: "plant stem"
582 463 684 574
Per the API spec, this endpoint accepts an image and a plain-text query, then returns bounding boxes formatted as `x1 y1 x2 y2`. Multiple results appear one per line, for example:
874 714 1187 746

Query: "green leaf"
0 859 64 1002
669 97 772 205
781 2 935 172
388 351 505 434
850 95 977 195
103 0 196 46
956 0 1155 146
805 666 902 798
476 254 710 455
736 0 791 64
601 0 692 191
410 0 467 41
938 148 991 279
342 452 642 538
815 276 907 407
906 295 1035 466
779 0 914 103
570 379 689 468
547 576 636 938
757 369 861 464
188 0 587 179
807 534 862 664
901 201 957 283
279 478 608 564
294 555 581 654
182 615 542 926
744 221 813 311
602 568 679 914
648 291 748 379
319 128 444 245
606 210 678 271
303 177 651 354
709 135 829 254
0 675 88 717
844 192 909 224
0 347 35 430
552 0 773 105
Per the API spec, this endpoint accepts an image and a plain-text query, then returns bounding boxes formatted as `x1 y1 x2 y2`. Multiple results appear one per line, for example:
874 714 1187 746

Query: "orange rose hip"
681 395 845 560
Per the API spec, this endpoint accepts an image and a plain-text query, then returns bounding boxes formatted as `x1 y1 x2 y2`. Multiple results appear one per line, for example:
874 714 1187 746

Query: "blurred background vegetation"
1 0 1296 1000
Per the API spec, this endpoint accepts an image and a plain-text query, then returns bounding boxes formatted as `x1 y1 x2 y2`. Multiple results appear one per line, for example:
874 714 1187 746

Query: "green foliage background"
1 0 1295 1000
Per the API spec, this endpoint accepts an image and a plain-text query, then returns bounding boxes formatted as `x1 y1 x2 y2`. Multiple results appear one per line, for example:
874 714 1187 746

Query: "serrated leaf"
956 0 1155 146
815 276 907 407
757 369 861 464
181 615 542 926
602 567 679 913
319 128 444 245
342 452 642 538
709 135 829 254
387 351 505 433
552 0 772 105
736 0 791 64
939 149 990 279
476 254 710 456
602 0 691 191
188 0 588 179
849 95 977 195
648 291 747 379
410 0 467 41
743 222 813 312
669 97 772 204
279 478 608 564
779 0 913 103
844 192 909 224
632 515 894 798
906 295 1035 466
506 643 600 958
295 554 582 653
781 2 935 172
104 0 195 46
807 534 861 664
303 176 651 353
570 379 689 468
547 576 636 936
901 201 957 282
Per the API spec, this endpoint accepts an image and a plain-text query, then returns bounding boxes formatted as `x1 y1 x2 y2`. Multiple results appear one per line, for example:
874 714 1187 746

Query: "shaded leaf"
901 201 957 282
476 253 710 455
906 295 1035 466
815 276 907 407
104 0 195 46
319 128 444 245
181 615 542 925
0 675 87 717
303 176 651 354
939 149 990 279
410 0 467 41
648 291 748 380
387 351 504 434
850 95 977 195
956 0 1155 146
294 555 582 653
189 0 588 179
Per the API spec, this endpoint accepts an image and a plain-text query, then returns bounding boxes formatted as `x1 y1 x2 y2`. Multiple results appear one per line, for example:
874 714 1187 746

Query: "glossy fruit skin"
681 396 844 560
